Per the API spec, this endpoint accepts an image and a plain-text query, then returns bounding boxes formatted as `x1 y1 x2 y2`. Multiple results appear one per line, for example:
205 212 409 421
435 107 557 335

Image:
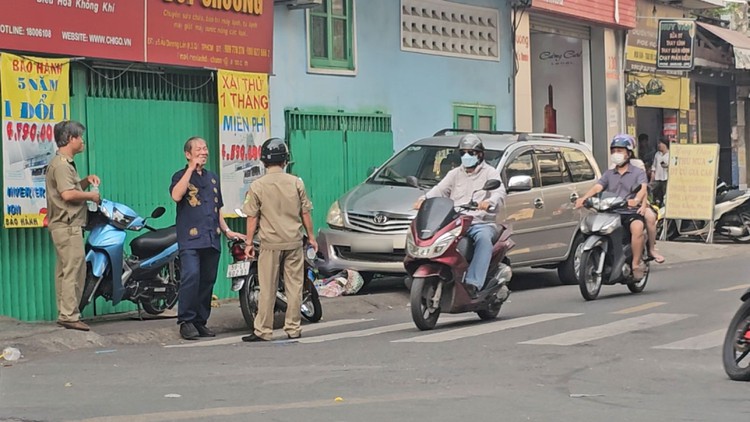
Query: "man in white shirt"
651 139 669 206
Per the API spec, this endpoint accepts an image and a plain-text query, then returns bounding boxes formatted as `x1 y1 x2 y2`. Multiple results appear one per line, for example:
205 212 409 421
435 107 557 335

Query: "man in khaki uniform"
241 138 316 342
45 120 101 331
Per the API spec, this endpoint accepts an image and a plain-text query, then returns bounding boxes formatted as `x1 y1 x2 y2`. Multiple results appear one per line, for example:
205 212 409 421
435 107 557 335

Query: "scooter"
79 199 179 315
723 287 750 381
404 177 514 331
661 179 750 242
577 192 649 300
227 209 322 329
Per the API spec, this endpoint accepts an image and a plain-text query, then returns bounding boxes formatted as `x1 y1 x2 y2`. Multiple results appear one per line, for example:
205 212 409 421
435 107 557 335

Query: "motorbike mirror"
631 184 643 194
406 176 421 189
151 207 166 219
234 208 248 218
482 179 502 191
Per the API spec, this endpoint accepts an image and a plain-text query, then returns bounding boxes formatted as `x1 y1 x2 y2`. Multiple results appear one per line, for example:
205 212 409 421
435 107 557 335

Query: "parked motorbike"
404 176 519 331
661 179 750 242
723 287 750 381
577 192 649 300
79 199 179 315
226 210 322 329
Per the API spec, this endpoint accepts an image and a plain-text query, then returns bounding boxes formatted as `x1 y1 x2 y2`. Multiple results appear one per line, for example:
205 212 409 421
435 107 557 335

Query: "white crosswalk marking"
166 318 375 348
519 313 695 346
392 313 582 343
652 329 725 350
717 284 750 292
295 315 476 344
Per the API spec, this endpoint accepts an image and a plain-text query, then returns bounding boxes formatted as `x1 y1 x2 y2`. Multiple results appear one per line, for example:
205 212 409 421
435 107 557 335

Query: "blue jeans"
465 223 497 290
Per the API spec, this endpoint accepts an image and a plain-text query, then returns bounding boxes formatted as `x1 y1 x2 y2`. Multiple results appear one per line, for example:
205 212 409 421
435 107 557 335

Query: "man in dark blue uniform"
170 137 242 340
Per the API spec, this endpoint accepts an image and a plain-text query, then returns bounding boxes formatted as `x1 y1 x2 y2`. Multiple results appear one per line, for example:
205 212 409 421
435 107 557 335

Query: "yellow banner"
665 144 720 220
629 73 690 110
217 70 270 217
1 53 70 228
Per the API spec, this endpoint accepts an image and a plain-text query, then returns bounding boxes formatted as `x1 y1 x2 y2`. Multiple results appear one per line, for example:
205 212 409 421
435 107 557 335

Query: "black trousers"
177 247 221 325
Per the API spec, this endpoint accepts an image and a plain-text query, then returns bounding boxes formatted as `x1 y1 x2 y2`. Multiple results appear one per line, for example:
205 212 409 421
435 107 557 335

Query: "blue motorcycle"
79 199 180 315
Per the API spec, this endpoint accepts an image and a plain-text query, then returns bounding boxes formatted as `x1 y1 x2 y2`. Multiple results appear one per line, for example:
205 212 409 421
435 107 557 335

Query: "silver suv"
316 129 601 285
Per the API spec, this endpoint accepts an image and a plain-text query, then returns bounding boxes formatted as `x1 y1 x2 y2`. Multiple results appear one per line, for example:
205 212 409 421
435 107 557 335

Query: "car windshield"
370 145 504 188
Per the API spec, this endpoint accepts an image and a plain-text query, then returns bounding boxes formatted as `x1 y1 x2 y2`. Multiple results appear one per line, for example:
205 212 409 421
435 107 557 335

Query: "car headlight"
326 202 344 229
406 226 460 259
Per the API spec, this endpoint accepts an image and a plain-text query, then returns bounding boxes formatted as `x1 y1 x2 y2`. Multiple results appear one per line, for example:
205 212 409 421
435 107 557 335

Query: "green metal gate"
285 110 393 233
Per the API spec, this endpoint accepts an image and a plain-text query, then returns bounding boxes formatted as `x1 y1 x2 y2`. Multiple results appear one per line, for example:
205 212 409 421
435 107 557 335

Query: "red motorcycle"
723 287 750 381
404 177 514 330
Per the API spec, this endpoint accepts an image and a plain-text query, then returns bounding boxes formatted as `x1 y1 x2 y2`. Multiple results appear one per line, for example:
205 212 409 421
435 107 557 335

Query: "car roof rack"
433 128 579 143
517 133 578 143
433 128 521 137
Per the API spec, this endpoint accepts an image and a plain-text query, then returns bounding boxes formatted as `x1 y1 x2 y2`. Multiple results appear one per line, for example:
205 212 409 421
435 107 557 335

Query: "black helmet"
458 133 485 152
260 137 289 164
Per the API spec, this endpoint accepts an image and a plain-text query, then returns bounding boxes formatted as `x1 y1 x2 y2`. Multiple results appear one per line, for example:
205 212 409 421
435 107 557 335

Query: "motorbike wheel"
141 259 181 315
657 219 679 241
301 280 323 323
410 277 441 331
722 300 750 381
78 268 100 313
578 246 604 301
730 213 750 243
239 269 260 330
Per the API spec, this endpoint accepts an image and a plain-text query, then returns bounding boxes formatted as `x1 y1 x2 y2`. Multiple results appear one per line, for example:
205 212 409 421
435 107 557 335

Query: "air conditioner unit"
275 0 323 10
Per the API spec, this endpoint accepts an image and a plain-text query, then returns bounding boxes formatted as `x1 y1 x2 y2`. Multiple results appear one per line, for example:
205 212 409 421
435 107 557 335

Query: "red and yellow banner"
1 53 70 228
217 69 269 217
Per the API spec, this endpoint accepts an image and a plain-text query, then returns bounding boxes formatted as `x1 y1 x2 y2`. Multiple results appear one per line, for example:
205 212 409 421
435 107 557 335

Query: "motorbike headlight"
598 218 620 235
326 202 344 229
406 226 460 259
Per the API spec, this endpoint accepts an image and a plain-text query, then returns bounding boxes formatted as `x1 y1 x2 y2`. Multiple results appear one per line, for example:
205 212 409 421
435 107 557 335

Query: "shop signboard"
0 0 273 73
217 70 269 217
656 19 695 70
1 53 70 228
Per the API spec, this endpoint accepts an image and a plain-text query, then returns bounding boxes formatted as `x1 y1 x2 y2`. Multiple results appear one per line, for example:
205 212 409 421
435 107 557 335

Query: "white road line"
653 329 725 350
392 313 582 343
612 302 666 315
295 315 477 344
165 319 375 348
519 313 694 346
717 284 750 292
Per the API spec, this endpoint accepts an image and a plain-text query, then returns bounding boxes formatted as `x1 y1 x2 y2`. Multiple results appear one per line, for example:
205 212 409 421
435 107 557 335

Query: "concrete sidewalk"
0 239 745 359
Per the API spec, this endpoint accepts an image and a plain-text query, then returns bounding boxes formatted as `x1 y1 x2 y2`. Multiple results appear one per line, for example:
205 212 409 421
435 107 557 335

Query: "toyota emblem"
373 214 389 224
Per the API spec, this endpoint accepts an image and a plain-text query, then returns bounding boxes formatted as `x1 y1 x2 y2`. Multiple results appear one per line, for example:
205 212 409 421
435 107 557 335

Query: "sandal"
632 264 645 281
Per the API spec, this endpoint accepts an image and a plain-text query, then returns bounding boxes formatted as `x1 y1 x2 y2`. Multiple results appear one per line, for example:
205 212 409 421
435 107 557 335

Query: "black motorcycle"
226 235 322 329
722 287 750 381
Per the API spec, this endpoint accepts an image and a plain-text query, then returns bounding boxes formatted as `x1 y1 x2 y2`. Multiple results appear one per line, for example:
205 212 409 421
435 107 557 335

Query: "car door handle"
534 198 544 209
570 193 579 203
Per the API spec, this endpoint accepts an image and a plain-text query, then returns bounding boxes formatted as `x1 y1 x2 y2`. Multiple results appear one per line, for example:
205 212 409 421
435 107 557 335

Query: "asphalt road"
2 256 750 421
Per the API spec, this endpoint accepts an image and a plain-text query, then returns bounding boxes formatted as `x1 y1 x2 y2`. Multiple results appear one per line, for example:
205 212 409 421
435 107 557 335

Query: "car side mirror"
507 175 533 192
151 207 166 219
406 176 420 189
482 179 502 191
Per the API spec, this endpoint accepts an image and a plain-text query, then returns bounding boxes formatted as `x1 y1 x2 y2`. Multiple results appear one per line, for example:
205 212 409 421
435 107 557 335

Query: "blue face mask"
461 153 479 168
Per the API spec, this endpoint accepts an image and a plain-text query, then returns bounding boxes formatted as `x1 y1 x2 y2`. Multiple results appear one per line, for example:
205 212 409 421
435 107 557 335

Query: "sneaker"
179 323 200 340
195 324 216 338
57 320 90 331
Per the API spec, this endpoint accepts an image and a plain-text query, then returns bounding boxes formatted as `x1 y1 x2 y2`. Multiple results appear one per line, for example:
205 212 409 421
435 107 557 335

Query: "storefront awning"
697 22 750 70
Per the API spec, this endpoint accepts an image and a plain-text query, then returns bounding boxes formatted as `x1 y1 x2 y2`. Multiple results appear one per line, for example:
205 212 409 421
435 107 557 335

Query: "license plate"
351 238 393 253
226 261 250 278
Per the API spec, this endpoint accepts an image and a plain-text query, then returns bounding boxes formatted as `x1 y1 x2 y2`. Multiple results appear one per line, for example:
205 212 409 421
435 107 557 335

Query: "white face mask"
611 152 627 167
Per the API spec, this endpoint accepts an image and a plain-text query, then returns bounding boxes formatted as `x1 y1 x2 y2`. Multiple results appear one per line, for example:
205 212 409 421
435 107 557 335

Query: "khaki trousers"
254 247 303 340
50 226 86 322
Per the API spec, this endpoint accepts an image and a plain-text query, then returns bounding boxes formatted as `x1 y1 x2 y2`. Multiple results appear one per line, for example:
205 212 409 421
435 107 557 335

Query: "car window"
371 145 503 188
503 150 539 188
536 152 567 187
562 148 596 182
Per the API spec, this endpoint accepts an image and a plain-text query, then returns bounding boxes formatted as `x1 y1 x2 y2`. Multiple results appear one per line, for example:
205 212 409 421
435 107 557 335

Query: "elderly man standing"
170 136 241 340
46 120 101 331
